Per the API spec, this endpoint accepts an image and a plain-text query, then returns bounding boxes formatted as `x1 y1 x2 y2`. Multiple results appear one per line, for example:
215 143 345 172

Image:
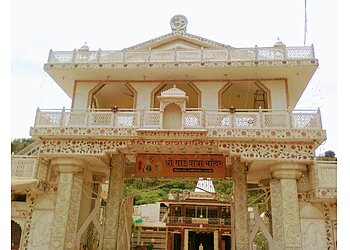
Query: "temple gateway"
11 15 336 250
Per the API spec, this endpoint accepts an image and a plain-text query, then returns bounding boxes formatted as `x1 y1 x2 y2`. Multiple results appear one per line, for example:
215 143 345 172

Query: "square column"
270 163 306 250
102 153 126 250
49 158 84 250
232 159 249 250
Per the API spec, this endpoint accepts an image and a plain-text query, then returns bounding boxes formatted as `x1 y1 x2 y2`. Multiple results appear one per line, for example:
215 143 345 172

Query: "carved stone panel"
28 211 54 249
49 172 83 250
102 154 126 250
270 178 302 249
233 161 249 250
301 219 327 250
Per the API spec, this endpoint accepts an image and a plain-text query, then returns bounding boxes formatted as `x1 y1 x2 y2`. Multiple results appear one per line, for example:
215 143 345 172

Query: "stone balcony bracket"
51 157 84 174
269 163 307 180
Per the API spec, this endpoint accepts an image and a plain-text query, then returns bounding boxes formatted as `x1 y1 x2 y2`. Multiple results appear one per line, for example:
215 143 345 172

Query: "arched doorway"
11 220 22 250
163 103 182 129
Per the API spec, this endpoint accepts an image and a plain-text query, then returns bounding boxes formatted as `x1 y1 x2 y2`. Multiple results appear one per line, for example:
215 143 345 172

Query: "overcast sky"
11 0 337 155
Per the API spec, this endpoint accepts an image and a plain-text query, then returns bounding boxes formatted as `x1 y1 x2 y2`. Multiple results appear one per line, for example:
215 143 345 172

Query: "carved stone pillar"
232 159 249 250
102 153 125 250
49 158 84 250
270 163 306 250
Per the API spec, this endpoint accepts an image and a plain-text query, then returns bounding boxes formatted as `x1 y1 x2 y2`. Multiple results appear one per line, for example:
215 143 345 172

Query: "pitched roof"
125 31 231 51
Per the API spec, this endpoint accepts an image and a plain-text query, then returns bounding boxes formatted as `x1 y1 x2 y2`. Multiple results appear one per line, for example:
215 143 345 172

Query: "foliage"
253 231 269 249
317 150 337 161
324 150 336 158
11 138 34 154
125 178 197 205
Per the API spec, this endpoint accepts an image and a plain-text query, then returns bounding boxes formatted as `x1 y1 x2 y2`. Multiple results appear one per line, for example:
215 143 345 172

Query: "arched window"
220 81 269 109
90 82 136 109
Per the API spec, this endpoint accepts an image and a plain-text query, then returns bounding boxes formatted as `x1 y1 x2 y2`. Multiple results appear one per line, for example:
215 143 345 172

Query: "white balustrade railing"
310 162 337 190
33 108 322 131
47 46 315 64
11 156 38 179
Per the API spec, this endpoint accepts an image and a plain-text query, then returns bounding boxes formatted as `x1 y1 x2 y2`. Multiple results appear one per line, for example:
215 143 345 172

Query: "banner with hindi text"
135 154 226 178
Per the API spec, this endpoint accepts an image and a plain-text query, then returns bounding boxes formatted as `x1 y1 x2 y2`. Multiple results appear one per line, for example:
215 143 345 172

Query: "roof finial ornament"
170 15 188 33
274 37 285 47
79 41 89 51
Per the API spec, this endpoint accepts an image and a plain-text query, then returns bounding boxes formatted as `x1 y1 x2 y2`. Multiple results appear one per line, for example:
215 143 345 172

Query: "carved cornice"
218 141 315 162
44 59 318 71
269 163 306 179
39 139 316 164
31 126 326 143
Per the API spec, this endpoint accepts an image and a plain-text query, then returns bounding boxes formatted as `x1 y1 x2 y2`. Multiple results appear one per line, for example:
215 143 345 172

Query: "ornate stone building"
11 15 336 249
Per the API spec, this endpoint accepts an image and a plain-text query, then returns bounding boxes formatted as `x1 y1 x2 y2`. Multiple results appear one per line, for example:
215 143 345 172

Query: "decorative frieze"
45 59 318 71
207 128 325 141
39 139 317 163
310 189 337 200
219 141 315 162
22 192 35 250
323 203 337 250
39 139 127 155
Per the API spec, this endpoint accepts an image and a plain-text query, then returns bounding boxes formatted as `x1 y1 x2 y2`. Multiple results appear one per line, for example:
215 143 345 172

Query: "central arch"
163 103 182 129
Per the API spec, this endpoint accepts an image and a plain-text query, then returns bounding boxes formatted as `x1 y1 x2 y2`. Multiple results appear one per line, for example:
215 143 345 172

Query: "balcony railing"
33 108 323 131
11 156 49 181
310 161 337 190
47 46 315 64
11 156 38 179
167 216 230 226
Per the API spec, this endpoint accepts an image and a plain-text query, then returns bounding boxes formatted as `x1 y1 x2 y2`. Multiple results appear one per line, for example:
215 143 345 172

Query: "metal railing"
47 46 315 64
167 216 230 226
33 108 323 131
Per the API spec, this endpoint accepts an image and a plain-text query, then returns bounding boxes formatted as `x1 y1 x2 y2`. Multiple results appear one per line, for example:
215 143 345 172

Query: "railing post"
254 45 258 60
72 49 77 62
139 107 144 129
283 46 287 59
60 107 65 126
122 49 126 63
148 48 151 62
47 49 53 63
317 107 323 129
227 45 231 60
174 47 177 62
34 107 40 126
201 46 204 61
85 109 90 127
288 108 294 128
97 48 102 62
259 106 264 128
202 107 206 129
311 43 315 58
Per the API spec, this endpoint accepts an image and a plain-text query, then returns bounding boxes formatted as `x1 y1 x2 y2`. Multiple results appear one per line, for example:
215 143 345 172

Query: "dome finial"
170 15 188 32
274 37 285 47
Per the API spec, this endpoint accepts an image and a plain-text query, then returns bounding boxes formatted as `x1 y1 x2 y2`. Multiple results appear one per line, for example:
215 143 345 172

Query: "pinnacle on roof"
195 178 216 193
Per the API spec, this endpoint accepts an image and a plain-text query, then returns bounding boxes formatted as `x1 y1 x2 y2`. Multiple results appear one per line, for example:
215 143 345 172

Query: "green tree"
11 138 34 154
324 150 336 158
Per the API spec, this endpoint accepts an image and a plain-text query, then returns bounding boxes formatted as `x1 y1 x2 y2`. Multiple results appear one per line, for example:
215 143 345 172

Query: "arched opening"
220 81 269 109
11 220 22 250
163 103 182 129
90 82 136 109
153 82 199 108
